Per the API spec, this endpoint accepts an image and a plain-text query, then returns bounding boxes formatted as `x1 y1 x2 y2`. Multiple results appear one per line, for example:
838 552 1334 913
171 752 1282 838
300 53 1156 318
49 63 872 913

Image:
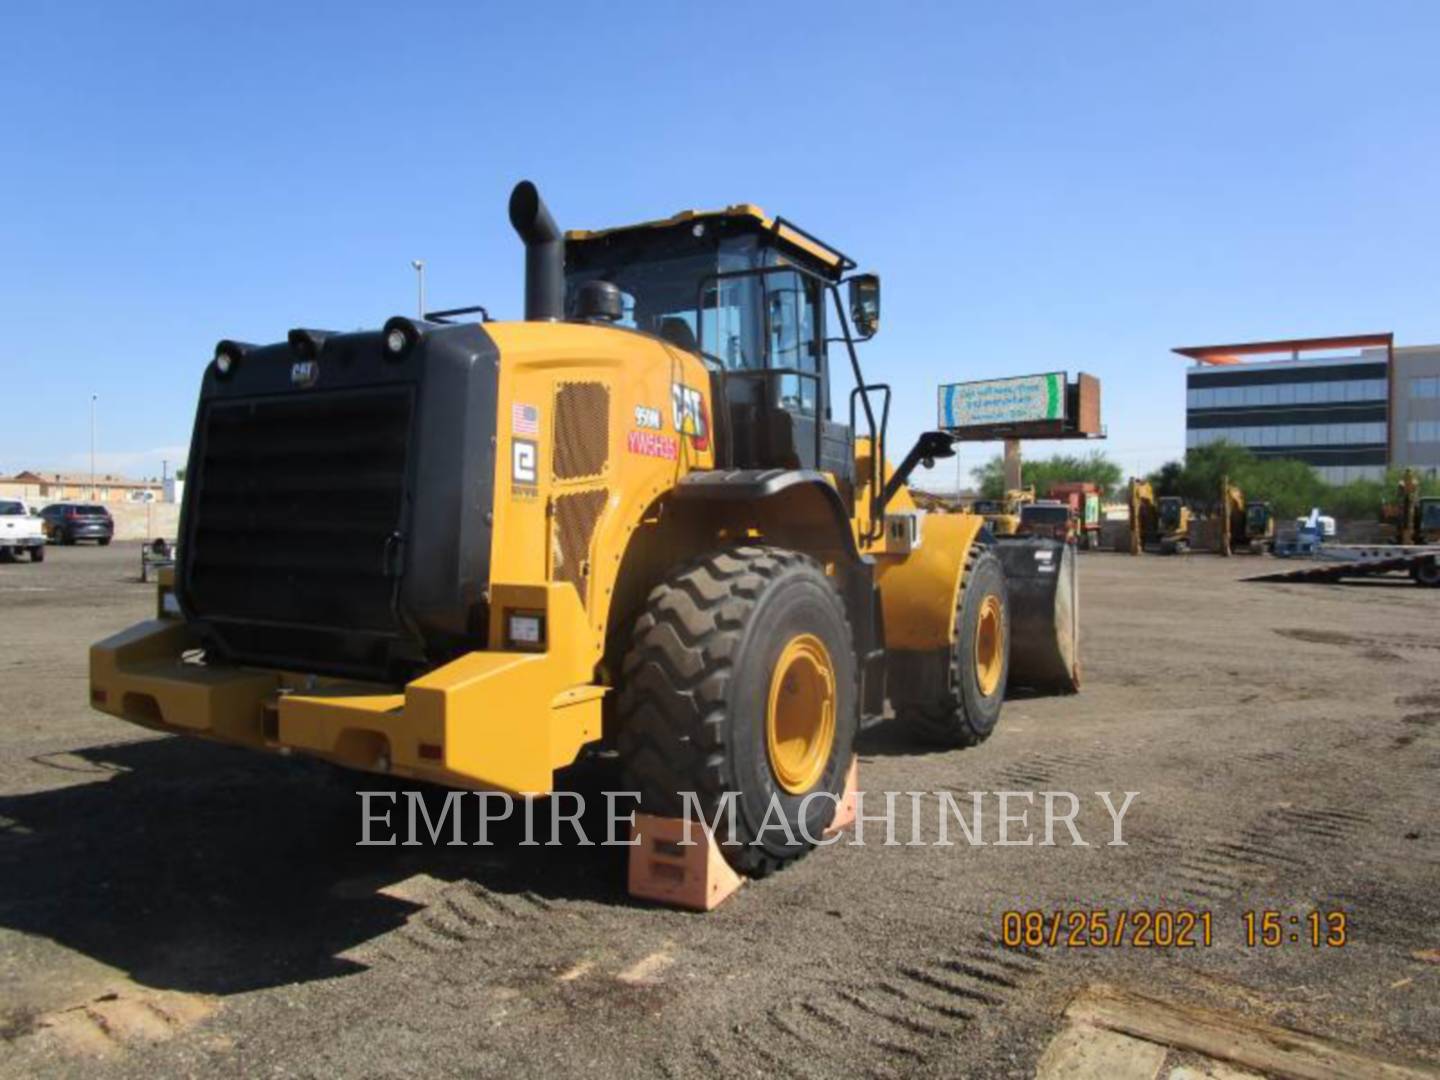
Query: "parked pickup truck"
0 499 46 561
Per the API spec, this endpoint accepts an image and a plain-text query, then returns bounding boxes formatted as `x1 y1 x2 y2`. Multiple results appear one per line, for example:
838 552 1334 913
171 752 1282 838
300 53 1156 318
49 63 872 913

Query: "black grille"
186 387 414 643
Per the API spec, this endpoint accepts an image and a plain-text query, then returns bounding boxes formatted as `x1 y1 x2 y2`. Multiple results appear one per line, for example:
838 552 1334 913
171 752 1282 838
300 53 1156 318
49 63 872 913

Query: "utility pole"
411 259 426 318
90 394 98 501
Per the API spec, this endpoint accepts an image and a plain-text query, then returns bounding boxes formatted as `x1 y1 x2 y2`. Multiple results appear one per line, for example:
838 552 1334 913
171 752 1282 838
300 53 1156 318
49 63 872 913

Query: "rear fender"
636 469 884 719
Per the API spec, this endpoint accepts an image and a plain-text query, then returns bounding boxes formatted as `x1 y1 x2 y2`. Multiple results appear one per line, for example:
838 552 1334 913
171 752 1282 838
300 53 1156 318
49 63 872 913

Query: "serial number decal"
1001 909 1214 949
626 430 678 460
633 404 663 430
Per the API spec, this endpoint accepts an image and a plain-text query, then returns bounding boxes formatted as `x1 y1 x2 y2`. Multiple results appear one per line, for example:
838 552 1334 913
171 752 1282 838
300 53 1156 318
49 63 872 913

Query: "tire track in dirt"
6 988 217 1060
1172 806 1369 903
664 934 1047 1077
344 879 578 967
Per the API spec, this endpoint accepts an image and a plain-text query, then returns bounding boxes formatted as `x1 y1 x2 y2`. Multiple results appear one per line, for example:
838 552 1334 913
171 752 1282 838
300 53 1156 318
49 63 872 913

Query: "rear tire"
617 546 857 877
99 537 111 547
30 546 44 562
1413 556 1440 588
898 547 1009 748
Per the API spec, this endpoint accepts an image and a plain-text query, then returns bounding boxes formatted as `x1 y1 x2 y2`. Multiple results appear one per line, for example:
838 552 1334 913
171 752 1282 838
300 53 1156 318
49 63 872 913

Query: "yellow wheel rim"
974 594 1004 697
766 633 837 795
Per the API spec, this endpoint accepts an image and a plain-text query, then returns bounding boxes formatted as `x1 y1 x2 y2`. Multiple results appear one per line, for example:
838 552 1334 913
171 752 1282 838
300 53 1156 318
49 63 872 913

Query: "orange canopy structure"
1172 333 1393 366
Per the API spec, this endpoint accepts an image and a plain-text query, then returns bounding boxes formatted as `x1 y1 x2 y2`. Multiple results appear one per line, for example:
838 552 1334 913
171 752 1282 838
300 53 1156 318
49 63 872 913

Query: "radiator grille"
552 489 608 601
186 387 413 636
553 381 609 480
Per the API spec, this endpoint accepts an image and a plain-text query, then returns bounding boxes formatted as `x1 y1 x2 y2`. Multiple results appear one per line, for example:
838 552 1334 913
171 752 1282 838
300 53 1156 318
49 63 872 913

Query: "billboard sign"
939 372 1066 431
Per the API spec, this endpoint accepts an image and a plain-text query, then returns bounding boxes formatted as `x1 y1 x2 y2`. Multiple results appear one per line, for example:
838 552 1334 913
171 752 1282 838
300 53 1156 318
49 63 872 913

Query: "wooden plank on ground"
1033 1022 1168 1080
1067 983 1440 1080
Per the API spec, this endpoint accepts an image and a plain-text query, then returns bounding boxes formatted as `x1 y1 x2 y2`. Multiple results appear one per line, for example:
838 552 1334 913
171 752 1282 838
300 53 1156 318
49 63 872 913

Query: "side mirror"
848 274 881 338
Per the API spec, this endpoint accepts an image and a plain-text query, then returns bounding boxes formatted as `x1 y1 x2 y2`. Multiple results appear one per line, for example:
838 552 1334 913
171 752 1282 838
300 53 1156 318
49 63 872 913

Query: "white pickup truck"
0 498 47 561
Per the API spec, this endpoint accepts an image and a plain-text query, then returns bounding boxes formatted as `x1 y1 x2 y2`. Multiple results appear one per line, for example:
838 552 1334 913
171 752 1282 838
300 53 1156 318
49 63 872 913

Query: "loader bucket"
993 537 1080 694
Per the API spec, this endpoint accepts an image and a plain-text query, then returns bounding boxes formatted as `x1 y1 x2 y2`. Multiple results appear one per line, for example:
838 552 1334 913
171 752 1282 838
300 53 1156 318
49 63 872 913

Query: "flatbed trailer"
1248 544 1440 586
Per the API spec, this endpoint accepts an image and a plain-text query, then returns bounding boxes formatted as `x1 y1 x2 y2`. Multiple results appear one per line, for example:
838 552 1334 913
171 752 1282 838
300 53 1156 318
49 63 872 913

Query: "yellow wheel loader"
90 182 1075 876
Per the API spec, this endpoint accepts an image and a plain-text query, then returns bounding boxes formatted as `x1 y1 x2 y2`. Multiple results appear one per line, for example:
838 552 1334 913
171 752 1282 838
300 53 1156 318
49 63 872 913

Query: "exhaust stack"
508 180 564 321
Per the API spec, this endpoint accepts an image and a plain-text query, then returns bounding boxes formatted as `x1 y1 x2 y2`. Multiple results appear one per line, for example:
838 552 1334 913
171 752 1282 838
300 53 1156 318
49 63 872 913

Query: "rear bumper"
3 536 44 548
60 524 112 539
89 608 605 794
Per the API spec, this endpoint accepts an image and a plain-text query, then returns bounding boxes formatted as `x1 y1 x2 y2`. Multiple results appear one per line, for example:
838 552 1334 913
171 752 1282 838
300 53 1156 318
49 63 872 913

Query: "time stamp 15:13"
1000 909 1349 949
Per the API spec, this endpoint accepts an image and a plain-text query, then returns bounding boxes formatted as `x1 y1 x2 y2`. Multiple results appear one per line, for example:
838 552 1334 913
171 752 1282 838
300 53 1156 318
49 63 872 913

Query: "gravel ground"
1 542 1437 1078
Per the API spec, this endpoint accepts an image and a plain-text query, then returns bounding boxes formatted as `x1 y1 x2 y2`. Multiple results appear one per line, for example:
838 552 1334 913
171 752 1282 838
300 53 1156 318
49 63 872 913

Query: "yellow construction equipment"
1384 468 1440 546
1122 478 1189 554
89 182 1080 876
1219 476 1273 556
972 486 1035 536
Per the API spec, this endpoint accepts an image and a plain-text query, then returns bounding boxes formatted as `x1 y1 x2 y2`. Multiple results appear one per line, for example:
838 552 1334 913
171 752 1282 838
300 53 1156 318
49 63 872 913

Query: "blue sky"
3 1 1438 486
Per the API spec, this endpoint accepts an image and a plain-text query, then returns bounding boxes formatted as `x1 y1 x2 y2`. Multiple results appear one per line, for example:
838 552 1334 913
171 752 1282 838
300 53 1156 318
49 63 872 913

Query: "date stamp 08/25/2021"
1001 908 1349 950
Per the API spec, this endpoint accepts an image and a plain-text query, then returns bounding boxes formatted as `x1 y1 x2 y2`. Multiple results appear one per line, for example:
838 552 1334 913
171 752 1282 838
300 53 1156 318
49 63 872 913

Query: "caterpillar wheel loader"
90 182 1075 877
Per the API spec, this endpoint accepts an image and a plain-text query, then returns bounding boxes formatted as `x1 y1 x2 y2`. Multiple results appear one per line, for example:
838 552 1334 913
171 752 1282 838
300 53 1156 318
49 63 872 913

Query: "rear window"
0 500 23 515
78 505 108 515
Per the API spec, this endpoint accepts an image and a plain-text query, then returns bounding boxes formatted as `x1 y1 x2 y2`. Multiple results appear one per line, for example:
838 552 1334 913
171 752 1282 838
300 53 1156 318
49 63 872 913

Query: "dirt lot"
1 543 1437 1078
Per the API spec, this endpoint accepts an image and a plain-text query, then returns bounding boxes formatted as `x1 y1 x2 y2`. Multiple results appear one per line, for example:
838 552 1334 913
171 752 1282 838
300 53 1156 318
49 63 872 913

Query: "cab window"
764 269 821 416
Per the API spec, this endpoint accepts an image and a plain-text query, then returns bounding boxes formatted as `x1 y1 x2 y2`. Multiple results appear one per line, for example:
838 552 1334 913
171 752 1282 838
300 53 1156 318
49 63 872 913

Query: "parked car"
0 498 46 561
40 502 114 545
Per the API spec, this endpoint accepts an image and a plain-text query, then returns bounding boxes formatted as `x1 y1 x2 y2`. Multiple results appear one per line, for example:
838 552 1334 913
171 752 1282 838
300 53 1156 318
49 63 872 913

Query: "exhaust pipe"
508 180 564 321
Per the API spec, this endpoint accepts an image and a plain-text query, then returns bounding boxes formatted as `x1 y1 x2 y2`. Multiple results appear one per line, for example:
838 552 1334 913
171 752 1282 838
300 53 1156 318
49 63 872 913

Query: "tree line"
970 442 1438 520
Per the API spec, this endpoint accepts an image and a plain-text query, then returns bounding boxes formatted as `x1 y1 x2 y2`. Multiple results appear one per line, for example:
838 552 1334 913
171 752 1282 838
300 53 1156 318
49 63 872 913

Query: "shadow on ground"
0 737 630 997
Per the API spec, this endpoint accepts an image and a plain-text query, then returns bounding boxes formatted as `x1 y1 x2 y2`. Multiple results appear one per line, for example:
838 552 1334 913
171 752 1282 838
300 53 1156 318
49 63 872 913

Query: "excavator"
1123 478 1189 554
1385 468 1440 547
89 181 1081 878
1220 476 1273 555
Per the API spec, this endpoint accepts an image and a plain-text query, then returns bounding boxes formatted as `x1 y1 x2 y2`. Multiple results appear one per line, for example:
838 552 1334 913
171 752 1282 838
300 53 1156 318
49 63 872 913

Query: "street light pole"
411 259 425 318
90 394 98 501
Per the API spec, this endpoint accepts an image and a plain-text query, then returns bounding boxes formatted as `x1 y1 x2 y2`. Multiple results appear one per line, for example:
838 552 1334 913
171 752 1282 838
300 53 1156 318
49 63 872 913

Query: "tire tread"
617 545 852 876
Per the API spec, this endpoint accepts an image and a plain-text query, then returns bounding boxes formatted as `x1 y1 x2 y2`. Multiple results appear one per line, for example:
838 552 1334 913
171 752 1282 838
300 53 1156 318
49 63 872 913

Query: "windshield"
1422 500 1440 531
565 237 766 368
1246 505 1269 531
0 500 22 515
565 232 829 420
1159 498 1182 528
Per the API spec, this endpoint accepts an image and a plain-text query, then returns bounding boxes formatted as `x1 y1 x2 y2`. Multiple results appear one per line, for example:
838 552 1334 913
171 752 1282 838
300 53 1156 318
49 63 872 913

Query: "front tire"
897 546 1009 747
1413 556 1440 588
30 546 45 562
617 546 857 877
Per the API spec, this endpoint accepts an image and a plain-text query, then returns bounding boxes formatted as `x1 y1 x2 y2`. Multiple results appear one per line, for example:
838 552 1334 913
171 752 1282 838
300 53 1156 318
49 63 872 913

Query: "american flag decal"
512 403 539 435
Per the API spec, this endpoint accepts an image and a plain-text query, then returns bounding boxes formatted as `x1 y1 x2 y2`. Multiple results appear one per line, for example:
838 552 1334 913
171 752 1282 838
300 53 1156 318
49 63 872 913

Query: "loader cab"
564 207 882 494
